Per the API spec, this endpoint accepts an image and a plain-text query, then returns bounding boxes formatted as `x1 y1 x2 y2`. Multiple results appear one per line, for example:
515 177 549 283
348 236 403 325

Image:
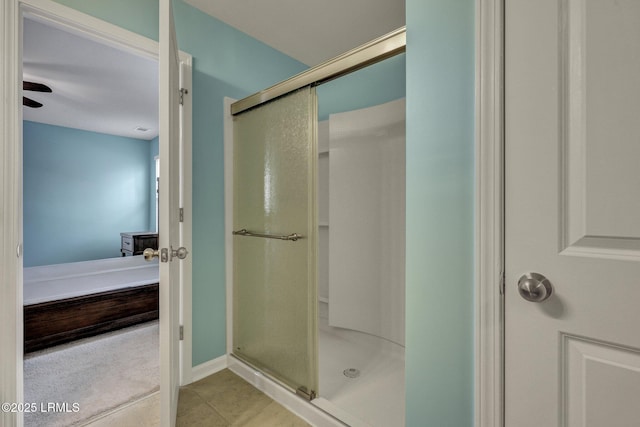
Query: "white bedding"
24 256 159 306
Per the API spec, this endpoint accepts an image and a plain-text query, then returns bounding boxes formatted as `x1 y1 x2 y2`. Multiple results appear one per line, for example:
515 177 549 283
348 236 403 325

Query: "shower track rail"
230 26 406 116
232 228 302 242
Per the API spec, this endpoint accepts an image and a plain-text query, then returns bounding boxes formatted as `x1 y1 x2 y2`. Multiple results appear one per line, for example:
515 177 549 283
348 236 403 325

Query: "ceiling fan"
23 81 52 108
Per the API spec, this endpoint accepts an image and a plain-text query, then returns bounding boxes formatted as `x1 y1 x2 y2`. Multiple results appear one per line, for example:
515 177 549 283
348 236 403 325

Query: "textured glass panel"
233 87 318 395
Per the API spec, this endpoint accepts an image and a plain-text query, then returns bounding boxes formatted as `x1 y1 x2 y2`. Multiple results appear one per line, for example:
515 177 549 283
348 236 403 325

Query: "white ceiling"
184 0 406 66
22 2 404 139
23 18 159 140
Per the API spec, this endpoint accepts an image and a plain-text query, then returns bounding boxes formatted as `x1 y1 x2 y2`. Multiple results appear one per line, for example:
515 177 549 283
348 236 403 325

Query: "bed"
23 256 159 353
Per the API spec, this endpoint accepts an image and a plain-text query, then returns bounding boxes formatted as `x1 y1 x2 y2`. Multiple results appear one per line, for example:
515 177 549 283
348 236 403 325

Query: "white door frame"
0 1 193 425
475 0 505 426
0 2 24 426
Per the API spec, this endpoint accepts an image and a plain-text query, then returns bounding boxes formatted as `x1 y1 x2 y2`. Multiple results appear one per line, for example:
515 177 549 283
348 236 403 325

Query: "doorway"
0 0 192 425
21 14 161 426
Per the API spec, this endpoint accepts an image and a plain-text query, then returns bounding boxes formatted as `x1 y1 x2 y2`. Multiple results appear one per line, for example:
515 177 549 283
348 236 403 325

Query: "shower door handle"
232 228 302 242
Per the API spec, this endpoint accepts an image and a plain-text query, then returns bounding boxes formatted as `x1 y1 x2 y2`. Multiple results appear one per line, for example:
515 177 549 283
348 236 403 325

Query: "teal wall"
405 0 475 426
52 0 307 365
52 0 159 41
317 53 405 120
23 121 151 267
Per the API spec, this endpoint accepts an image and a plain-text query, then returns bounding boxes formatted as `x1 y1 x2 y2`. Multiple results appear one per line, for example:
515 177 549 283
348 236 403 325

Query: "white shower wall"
320 98 406 346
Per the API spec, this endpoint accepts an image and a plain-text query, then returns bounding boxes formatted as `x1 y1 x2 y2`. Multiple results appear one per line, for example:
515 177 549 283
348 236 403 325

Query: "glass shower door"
232 87 318 398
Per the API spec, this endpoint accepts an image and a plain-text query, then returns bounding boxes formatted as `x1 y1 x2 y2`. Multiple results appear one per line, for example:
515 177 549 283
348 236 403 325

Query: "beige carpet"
24 321 159 427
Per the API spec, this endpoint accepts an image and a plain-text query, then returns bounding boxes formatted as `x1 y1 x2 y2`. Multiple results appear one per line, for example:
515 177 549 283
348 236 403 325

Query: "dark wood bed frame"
24 283 159 353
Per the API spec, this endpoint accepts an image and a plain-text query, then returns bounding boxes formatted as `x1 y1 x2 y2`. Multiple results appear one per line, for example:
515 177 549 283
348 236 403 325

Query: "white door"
159 0 183 425
505 1 640 426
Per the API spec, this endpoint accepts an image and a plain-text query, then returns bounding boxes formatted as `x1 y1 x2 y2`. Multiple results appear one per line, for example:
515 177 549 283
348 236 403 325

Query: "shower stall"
226 28 406 427
313 96 405 427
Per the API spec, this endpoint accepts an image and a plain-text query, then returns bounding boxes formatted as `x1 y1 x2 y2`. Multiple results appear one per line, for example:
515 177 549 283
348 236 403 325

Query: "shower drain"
343 368 361 379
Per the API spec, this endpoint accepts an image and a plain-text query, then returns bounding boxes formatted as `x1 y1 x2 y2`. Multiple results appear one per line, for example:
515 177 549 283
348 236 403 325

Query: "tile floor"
177 369 311 426
82 392 160 426
83 369 310 426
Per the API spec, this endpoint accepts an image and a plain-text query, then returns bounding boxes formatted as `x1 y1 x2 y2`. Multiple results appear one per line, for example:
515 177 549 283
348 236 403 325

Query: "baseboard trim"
190 355 228 383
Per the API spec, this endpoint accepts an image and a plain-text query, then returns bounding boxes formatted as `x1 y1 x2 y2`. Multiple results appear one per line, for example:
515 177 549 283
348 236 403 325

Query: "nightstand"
120 232 159 256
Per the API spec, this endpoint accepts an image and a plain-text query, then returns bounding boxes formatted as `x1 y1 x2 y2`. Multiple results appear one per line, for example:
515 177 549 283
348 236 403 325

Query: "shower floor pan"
316 318 405 427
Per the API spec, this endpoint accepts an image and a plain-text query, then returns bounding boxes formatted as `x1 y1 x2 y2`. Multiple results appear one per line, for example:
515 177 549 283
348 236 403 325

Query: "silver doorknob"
143 248 159 261
518 273 553 302
171 246 188 260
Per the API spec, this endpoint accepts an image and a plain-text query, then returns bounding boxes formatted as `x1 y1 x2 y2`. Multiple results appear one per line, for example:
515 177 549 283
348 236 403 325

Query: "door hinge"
179 325 184 341
179 88 188 105
179 207 184 222
499 270 506 295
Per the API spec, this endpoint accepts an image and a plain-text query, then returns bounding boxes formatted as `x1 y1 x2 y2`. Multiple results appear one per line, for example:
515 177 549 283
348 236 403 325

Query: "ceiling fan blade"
23 81 52 93
23 96 43 108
